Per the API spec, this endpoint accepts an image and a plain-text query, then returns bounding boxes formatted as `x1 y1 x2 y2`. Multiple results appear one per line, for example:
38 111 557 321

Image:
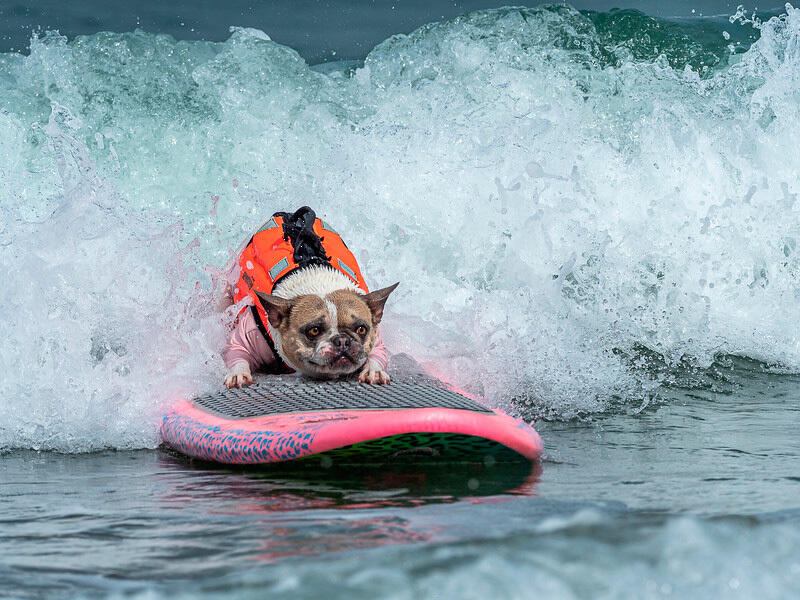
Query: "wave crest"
1 5 798 450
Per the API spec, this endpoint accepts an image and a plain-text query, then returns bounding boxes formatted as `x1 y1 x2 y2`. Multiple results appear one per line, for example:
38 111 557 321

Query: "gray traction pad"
193 379 492 419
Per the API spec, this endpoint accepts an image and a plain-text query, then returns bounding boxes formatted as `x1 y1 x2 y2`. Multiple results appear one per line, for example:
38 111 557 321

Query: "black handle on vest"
273 206 331 269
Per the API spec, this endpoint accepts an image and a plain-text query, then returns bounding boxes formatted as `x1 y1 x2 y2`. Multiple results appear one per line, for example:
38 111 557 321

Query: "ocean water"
1 1 799 598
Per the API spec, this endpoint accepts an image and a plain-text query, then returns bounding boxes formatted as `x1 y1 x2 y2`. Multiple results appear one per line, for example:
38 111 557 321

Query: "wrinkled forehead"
288 291 371 326
288 294 328 326
326 289 372 324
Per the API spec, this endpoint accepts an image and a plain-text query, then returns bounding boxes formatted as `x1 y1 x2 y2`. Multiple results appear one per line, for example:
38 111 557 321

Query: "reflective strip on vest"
269 257 290 281
337 258 357 282
320 220 337 234
258 217 279 233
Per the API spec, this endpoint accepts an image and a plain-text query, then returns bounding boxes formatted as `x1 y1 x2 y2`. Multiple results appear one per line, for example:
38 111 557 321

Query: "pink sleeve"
368 326 389 370
223 309 279 371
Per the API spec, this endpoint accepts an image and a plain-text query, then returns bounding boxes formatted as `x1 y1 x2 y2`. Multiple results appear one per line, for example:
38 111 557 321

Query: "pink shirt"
224 307 388 373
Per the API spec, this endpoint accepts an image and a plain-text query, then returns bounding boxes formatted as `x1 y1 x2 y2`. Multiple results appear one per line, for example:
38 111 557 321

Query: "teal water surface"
3 363 799 598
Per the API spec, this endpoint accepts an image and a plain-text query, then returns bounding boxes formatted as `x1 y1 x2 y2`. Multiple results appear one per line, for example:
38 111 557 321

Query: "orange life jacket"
232 207 369 372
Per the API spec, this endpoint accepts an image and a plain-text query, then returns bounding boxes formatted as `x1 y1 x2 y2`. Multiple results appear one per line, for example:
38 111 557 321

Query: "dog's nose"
331 334 351 350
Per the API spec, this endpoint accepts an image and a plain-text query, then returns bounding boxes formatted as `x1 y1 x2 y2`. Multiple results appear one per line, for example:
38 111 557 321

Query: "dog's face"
256 283 398 378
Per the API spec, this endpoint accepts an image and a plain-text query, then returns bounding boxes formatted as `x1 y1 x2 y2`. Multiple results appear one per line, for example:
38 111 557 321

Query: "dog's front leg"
224 361 253 388
358 359 391 385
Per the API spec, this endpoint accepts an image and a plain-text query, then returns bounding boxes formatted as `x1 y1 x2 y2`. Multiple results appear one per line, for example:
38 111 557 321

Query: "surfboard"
161 378 543 465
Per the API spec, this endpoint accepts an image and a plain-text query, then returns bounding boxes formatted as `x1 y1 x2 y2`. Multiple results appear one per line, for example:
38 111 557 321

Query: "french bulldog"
223 265 397 388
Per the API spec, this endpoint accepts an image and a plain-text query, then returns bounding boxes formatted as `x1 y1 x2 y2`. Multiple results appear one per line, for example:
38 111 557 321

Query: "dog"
222 207 397 388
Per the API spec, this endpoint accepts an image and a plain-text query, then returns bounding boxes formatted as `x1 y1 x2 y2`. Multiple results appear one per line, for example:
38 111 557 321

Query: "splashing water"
0 5 799 451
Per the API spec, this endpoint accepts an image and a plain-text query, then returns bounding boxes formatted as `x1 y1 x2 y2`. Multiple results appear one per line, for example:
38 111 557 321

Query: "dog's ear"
362 282 399 324
254 291 292 328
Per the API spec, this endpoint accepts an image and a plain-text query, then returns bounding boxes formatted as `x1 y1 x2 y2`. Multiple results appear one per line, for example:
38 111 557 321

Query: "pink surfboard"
161 378 543 465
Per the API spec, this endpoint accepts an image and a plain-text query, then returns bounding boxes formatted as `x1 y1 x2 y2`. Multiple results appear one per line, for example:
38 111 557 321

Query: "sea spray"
0 5 798 450
0 102 227 451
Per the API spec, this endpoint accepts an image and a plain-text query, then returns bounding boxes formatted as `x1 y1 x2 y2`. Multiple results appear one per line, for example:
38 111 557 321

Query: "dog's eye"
356 325 367 336
307 326 321 338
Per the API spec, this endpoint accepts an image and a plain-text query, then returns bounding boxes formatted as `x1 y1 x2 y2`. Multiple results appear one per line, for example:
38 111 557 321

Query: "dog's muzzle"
311 334 364 369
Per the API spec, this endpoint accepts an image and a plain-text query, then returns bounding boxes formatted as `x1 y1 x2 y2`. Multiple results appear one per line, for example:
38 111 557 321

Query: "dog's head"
255 283 398 378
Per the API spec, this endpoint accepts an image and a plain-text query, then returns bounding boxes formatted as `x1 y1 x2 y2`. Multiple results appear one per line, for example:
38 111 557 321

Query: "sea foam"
0 6 798 451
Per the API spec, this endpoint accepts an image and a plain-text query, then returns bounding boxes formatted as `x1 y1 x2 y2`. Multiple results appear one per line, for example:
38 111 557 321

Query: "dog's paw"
224 362 253 388
358 359 391 385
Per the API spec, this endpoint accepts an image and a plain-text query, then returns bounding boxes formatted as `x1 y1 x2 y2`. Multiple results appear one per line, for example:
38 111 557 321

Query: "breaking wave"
1 4 799 450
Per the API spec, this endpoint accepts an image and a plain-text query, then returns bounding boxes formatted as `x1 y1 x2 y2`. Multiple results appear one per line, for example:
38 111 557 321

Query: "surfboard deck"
161 378 543 465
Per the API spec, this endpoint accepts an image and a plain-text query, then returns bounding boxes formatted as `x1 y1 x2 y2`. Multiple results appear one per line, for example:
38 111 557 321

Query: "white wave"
0 6 799 450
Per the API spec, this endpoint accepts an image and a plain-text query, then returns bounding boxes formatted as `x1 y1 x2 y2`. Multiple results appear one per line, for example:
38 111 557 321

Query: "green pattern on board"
295 433 526 465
